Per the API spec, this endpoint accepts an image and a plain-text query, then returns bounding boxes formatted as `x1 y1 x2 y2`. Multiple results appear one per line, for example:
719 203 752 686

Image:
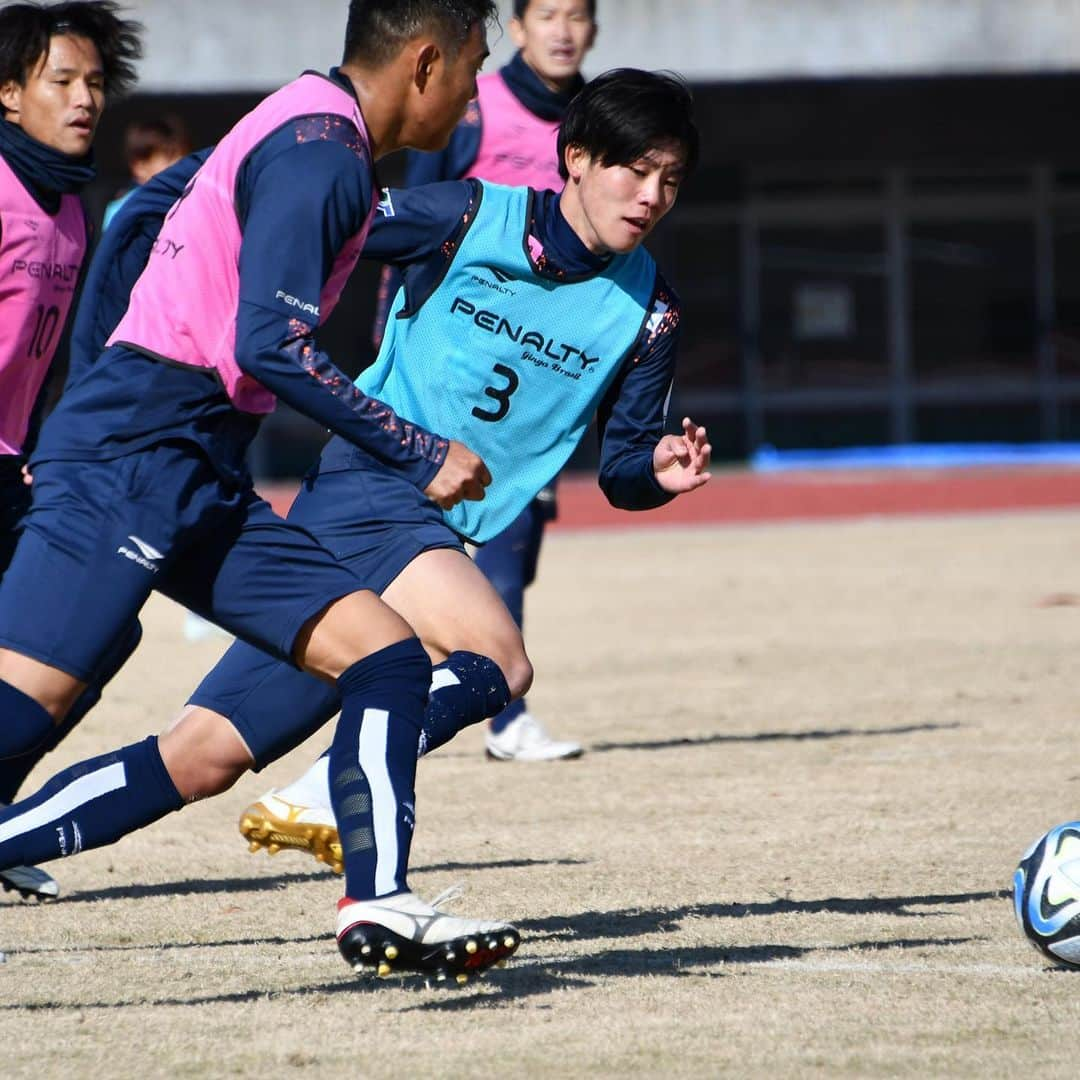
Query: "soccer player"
0 71 707 983
101 112 192 229
0 0 143 900
372 0 598 762
0 0 523 983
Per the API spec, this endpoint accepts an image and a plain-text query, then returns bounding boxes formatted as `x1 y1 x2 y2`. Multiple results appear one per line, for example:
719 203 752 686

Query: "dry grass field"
3 507 1080 1078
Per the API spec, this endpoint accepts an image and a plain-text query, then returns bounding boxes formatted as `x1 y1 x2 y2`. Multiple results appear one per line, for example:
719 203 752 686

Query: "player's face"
564 142 687 255
131 148 184 185
511 0 595 90
0 34 105 156
406 23 489 153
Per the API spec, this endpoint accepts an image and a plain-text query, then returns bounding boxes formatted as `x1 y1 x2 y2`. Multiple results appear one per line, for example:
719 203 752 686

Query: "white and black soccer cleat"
0 864 59 901
336 890 520 986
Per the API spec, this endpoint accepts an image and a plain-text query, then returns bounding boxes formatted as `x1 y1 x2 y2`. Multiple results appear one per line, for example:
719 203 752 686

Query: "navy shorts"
0 442 369 681
190 461 465 769
286 464 465 593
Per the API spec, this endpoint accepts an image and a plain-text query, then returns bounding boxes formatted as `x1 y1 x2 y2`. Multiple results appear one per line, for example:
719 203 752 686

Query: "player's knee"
186 759 249 800
0 650 85 721
479 633 531 700
503 653 533 701
159 707 254 801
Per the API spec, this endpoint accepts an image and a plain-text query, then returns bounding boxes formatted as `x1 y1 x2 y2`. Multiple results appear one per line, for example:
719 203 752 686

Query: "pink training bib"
465 72 564 192
109 73 376 414
0 154 86 454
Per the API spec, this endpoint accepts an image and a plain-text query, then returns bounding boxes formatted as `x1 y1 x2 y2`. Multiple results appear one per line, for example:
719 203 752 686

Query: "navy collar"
0 117 95 213
327 66 360 104
528 187 612 281
500 50 584 122
320 67 380 192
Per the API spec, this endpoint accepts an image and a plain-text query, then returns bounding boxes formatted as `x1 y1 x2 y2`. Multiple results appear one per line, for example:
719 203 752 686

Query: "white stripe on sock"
0 761 127 844
357 708 398 896
430 668 461 694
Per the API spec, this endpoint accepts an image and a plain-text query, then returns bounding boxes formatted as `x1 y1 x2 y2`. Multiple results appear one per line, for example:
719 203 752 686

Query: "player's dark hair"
513 0 596 19
0 1 143 100
343 0 499 67
124 113 191 165
557 69 699 181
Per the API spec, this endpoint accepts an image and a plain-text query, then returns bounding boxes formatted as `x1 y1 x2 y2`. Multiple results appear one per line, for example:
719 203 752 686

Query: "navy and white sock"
292 652 510 813
421 652 511 755
0 736 183 869
329 638 430 901
488 695 527 736
0 679 56 760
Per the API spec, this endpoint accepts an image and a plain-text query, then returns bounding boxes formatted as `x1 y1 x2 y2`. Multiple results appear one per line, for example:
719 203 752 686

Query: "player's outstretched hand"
424 440 491 509
653 417 712 495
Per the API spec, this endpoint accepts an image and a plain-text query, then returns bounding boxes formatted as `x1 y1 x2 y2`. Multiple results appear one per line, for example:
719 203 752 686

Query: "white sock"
275 753 330 808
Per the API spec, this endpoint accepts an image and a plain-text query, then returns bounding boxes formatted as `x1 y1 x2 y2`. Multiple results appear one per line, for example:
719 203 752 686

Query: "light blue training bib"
357 183 658 543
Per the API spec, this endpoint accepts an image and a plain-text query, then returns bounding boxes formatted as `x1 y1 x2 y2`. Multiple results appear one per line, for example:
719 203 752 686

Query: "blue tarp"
751 443 1080 473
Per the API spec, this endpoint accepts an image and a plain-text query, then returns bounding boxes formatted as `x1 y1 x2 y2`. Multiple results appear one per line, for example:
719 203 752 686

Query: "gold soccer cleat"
238 791 342 873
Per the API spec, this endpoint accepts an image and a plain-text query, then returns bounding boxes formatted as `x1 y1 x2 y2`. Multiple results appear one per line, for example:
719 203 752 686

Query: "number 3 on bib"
472 363 520 423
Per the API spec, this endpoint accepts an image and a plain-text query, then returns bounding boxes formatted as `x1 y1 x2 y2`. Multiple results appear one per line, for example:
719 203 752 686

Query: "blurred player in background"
102 112 191 229
0 73 707 985
69 148 211 386
0 0 142 900
374 0 598 763
0 0 526 983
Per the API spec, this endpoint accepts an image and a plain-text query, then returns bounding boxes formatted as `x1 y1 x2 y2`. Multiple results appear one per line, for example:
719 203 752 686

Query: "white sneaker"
485 712 584 761
336 889 520 984
239 791 341 873
0 864 59 901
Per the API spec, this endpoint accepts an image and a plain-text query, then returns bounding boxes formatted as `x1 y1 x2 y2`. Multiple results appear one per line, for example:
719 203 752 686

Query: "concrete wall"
126 0 1080 93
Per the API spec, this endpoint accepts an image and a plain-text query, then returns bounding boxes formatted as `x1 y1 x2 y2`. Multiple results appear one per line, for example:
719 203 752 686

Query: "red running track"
260 466 1080 530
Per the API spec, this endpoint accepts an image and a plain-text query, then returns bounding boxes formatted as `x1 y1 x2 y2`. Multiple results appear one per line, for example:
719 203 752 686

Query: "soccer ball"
1014 821 1080 968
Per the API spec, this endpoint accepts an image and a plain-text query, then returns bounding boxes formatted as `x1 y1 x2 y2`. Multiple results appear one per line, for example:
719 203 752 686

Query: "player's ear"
583 14 600 52
564 144 589 182
508 16 526 50
0 80 22 116
413 42 440 92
